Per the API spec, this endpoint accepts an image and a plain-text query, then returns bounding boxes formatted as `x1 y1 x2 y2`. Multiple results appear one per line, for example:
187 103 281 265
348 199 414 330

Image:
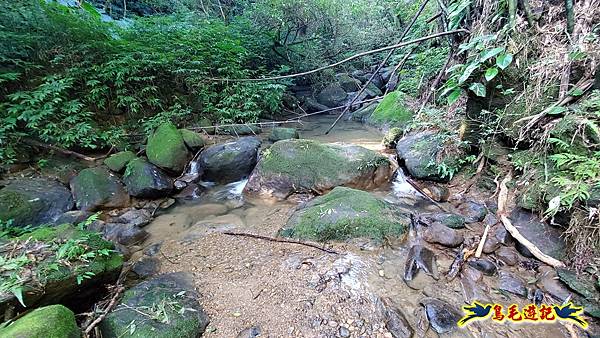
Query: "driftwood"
474 224 490 258
22 139 108 162
497 172 565 268
223 231 339 254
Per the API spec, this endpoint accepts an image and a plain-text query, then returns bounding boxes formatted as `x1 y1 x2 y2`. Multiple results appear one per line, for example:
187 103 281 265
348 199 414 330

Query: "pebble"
423 222 464 247
339 326 350 337
496 246 519 266
468 258 497 275
379 269 385 277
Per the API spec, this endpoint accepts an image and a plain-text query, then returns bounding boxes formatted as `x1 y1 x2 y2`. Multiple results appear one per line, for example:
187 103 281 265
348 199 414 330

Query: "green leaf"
469 83 486 97
568 88 584 97
479 47 504 63
484 67 499 81
458 63 479 84
547 106 567 115
496 53 513 69
447 88 462 104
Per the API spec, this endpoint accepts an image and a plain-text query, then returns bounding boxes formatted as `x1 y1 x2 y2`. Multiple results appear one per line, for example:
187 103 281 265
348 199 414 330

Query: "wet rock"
396 131 466 182
147 122 190 173
174 183 203 200
420 298 461 334
0 304 80 338
199 137 261 184
468 258 497 276
456 200 487 223
104 151 137 173
245 139 393 199
0 177 74 227
498 270 528 297
557 268 597 299
236 326 262 338
496 247 519 266
304 97 330 113
382 127 403 149
281 187 410 242
383 304 414 338
180 129 205 151
100 272 209 338
423 222 464 247
268 127 299 142
144 242 163 256
510 208 566 260
54 210 93 225
317 82 347 108
422 184 450 202
123 158 173 198
132 256 161 279
111 208 152 227
89 221 148 246
70 167 130 211
461 276 491 304
420 212 465 229
404 244 439 281
351 102 378 123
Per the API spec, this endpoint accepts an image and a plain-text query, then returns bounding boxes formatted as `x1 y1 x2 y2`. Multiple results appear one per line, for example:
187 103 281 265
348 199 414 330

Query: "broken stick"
497 172 565 268
223 231 339 255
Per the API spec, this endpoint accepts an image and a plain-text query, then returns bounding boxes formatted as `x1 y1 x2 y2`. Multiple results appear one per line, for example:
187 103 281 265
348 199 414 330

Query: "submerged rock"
147 122 190 173
100 272 209 338
420 298 461 334
381 299 414 338
0 177 73 227
70 167 130 211
198 137 261 184
396 131 466 182
123 158 173 198
104 151 137 173
404 244 439 281
510 208 566 260
280 187 409 242
245 139 393 199
0 304 80 338
268 127 299 142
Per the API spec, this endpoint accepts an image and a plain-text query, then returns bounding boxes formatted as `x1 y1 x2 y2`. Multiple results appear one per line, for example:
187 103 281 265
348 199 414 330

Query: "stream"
137 114 576 337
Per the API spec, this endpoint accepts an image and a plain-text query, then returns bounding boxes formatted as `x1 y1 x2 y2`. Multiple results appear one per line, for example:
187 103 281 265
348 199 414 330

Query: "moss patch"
0 190 40 226
146 122 189 172
281 187 409 242
104 151 137 172
370 91 413 128
180 129 205 150
0 304 80 338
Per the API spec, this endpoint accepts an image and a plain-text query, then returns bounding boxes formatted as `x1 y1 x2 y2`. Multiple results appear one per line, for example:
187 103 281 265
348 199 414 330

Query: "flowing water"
140 114 580 337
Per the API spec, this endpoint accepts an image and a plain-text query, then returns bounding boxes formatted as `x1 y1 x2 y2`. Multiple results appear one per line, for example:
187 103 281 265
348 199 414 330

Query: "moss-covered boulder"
317 83 348 108
199 137 261 184
70 167 130 211
268 127 299 142
104 151 137 173
281 187 409 242
123 158 173 198
100 272 209 338
146 122 190 173
216 125 261 136
0 178 73 227
245 139 394 199
396 131 466 182
0 224 123 314
351 101 378 123
0 304 80 338
179 129 205 151
382 127 403 149
336 73 361 92
369 91 413 128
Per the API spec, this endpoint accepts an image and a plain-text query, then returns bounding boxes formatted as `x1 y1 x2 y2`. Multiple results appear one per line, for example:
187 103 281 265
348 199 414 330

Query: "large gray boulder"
199 137 261 184
245 139 393 199
0 177 73 227
100 272 209 338
316 83 348 108
510 208 566 260
70 167 130 211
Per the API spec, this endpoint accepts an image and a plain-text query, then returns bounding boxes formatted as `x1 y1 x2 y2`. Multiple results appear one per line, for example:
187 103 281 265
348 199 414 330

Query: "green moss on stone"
382 127 403 148
268 127 299 142
0 305 80 338
146 122 189 172
180 129 205 150
281 187 409 242
104 151 137 172
0 190 35 225
370 91 413 128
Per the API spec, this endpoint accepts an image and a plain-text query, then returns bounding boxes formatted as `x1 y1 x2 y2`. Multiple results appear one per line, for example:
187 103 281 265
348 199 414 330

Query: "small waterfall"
392 169 419 196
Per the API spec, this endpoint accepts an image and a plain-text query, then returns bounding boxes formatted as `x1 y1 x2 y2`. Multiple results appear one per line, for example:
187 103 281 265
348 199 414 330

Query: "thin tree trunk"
565 0 574 36
508 0 517 30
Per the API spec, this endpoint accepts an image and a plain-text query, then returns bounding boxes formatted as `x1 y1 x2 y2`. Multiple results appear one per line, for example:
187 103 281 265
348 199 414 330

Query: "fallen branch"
475 224 490 258
83 286 125 336
23 139 105 162
405 176 448 212
207 29 468 83
419 49 454 112
497 172 565 268
223 231 339 254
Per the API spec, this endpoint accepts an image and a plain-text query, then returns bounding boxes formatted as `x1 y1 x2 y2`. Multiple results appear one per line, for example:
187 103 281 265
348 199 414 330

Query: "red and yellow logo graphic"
458 302 588 329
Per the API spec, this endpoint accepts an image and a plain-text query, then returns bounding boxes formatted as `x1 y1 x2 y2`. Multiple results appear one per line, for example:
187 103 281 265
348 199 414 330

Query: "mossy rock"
0 304 80 338
146 122 190 173
1 224 123 313
100 272 209 338
281 187 409 242
70 167 130 211
179 129 205 151
369 91 413 128
123 158 173 198
0 178 73 227
104 151 137 173
316 82 348 108
382 127 403 148
336 73 361 92
197 117 215 135
268 127 299 142
365 82 383 97
245 139 393 199
216 125 261 136
351 102 378 123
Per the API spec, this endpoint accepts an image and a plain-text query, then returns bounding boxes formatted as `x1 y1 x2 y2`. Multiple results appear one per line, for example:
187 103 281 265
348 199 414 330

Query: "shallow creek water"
141 114 579 337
